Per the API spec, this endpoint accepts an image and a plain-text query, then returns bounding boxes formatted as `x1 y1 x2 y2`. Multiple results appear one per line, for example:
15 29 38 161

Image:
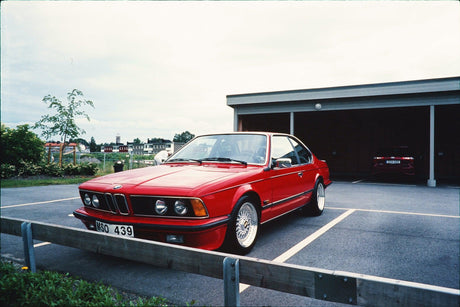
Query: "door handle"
298 171 303 177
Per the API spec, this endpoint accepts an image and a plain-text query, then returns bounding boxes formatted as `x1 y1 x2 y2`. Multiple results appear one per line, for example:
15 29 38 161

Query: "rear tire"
224 196 259 255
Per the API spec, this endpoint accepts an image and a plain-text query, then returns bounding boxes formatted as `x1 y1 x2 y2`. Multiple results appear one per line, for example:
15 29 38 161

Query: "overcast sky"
2 1 460 144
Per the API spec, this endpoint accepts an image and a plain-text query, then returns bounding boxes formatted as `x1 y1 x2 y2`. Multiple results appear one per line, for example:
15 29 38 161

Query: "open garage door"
237 105 459 184
293 107 429 179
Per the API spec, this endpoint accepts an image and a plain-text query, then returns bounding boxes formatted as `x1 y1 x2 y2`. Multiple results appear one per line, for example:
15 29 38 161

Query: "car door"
290 137 316 195
265 135 306 220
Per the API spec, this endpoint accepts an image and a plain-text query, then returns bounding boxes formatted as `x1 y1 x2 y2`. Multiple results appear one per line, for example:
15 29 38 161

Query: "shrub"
63 163 80 176
0 261 169 306
0 162 98 179
0 164 16 179
78 162 98 176
17 160 42 177
42 163 64 177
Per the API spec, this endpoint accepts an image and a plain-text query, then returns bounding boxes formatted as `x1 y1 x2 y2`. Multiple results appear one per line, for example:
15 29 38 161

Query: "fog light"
166 234 184 244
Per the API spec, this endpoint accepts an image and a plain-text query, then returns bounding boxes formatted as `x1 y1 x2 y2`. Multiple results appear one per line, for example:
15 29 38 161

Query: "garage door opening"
293 107 429 179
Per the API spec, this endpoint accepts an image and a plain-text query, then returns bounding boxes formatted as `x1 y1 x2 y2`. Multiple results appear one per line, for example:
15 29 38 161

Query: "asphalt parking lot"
1 180 459 306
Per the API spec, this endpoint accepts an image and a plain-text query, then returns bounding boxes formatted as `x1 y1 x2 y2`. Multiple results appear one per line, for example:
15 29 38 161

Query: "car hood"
79 164 260 195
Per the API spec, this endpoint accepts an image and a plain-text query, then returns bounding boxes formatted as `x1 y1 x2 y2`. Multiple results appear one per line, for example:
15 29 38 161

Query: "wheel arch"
230 185 262 217
314 173 324 185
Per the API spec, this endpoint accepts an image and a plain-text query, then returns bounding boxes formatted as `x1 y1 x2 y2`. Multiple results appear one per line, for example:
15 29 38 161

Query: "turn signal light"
190 199 208 217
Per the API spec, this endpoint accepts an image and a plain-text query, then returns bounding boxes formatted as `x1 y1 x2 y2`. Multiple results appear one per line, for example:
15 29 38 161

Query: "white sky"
2 1 460 144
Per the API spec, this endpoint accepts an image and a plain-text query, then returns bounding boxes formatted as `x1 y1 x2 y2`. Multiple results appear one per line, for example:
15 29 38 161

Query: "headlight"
174 200 188 216
92 195 100 208
155 199 167 215
84 193 91 206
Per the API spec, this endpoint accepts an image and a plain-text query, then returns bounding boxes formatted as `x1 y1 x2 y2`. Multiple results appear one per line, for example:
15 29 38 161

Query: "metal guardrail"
1 216 459 306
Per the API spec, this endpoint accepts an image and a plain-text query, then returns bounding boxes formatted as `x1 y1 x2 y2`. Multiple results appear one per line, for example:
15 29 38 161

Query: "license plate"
96 220 134 237
386 160 400 164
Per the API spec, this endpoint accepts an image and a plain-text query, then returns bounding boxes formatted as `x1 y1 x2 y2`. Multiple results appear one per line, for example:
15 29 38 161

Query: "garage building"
227 76 460 187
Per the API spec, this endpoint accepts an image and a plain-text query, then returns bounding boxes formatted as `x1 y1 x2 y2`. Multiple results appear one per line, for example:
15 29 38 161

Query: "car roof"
195 131 291 137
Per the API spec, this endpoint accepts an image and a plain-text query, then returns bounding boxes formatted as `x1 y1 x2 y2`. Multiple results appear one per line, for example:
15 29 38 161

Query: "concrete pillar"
234 110 239 132
290 112 295 135
427 105 436 187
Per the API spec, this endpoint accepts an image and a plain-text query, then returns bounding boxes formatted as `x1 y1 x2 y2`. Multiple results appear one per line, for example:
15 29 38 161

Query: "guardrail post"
223 257 240 306
21 222 36 273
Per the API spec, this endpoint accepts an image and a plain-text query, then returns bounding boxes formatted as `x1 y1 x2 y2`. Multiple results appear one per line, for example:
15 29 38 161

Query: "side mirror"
273 158 292 168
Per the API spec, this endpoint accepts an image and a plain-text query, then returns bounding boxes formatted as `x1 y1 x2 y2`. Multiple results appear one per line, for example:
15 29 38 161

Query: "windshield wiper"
203 157 247 166
165 158 202 164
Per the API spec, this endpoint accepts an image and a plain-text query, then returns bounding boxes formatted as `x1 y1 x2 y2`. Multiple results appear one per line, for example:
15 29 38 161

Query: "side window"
271 136 299 166
289 138 313 164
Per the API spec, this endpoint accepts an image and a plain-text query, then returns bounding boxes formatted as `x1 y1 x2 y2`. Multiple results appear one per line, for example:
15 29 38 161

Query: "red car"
372 146 416 176
74 132 331 254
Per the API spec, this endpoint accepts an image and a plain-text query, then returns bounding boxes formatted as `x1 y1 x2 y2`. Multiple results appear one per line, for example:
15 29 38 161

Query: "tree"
89 137 98 152
133 138 141 144
173 131 195 143
0 124 44 166
33 89 94 166
69 138 89 147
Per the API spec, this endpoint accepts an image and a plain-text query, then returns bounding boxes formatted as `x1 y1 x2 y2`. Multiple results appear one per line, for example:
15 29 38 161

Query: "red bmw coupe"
74 132 331 254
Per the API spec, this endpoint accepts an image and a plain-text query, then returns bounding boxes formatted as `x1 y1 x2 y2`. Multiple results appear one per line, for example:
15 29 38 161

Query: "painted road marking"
2 197 80 209
34 242 51 248
273 209 356 263
240 209 356 293
328 206 460 219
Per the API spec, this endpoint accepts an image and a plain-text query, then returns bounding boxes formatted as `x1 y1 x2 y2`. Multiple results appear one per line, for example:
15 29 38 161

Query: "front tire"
224 196 259 255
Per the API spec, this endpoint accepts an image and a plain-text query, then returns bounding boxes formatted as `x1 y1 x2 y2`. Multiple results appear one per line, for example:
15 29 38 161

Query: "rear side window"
289 138 313 164
271 136 299 165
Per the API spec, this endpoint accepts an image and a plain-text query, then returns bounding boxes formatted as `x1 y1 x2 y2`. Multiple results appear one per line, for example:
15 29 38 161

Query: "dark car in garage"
372 146 415 176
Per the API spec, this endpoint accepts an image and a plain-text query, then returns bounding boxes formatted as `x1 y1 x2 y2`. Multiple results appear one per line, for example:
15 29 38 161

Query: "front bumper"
73 208 229 251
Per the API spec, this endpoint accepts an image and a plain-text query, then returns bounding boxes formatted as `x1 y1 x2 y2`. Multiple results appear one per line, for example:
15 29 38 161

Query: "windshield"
168 134 267 165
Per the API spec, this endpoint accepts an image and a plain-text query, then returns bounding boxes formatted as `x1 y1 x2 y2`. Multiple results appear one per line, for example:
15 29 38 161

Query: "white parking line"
34 242 51 248
273 209 356 263
240 209 355 293
2 197 80 209
328 206 460 219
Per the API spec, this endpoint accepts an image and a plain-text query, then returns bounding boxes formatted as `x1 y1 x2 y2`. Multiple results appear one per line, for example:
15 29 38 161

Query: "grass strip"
1 176 91 188
0 260 169 306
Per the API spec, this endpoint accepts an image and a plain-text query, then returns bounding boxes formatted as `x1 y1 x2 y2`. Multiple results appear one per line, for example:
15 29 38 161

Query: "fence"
1 216 459 306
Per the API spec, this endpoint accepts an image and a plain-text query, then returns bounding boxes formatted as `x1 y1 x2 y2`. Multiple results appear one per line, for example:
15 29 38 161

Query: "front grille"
80 190 130 215
104 193 117 213
115 194 129 214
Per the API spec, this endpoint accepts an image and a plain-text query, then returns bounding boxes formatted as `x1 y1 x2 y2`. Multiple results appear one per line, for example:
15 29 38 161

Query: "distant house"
100 139 184 156
127 142 144 155
144 138 172 155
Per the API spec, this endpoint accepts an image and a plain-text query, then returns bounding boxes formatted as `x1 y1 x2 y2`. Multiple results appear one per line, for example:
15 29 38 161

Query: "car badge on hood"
113 185 122 190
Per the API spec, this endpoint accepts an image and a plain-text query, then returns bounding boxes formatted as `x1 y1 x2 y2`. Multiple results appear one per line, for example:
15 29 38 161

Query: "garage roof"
227 76 460 113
